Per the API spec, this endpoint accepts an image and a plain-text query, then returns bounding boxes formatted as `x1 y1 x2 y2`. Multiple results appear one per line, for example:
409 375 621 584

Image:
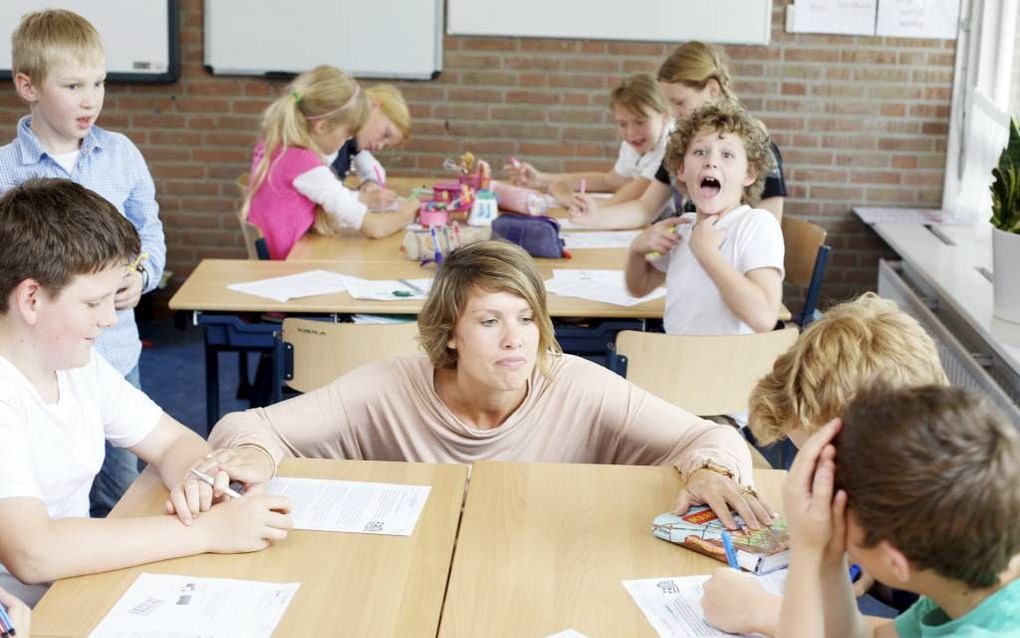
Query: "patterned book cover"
652 505 790 574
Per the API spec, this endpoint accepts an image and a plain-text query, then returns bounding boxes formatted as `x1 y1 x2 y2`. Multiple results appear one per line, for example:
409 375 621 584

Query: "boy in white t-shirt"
625 100 784 335
0 179 292 606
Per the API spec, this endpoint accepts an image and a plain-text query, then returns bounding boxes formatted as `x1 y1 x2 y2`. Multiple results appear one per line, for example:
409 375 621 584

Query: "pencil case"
490 213 565 259
401 226 491 261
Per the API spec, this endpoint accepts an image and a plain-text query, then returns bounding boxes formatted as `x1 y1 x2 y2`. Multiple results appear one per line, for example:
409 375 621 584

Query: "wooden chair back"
613 328 800 416
281 319 422 394
781 216 827 290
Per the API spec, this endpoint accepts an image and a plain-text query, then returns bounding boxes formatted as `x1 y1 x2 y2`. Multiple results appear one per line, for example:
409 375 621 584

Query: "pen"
721 530 740 570
849 563 862 582
398 278 426 295
442 225 453 252
645 226 680 261
579 178 587 195
430 225 443 265
189 468 244 499
453 221 462 247
124 252 149 279
373 165 386 188
0 597 16 636
0 606 14 637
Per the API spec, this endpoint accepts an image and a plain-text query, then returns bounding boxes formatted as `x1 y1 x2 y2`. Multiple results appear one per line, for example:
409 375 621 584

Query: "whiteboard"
448 0 773 46
205 0 443 80
0 0 178 83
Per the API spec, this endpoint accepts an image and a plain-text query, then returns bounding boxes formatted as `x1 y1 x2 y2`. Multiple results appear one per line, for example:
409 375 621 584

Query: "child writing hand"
241 66 418 260
508 74 673 209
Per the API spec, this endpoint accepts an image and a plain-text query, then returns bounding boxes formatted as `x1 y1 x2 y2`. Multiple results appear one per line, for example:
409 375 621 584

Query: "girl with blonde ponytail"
242 66 418 259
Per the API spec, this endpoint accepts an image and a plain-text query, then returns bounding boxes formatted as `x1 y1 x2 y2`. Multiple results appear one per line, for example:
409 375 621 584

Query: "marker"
452 221 462 247
398 278 427 295
579 178 587 195
189 468 244 499
124 252 149 279
721 530 740 570
508 156 521 168
0 601 15 637
373 165 386 188
849 563 862 582
430 226 443 265
645 225 680 261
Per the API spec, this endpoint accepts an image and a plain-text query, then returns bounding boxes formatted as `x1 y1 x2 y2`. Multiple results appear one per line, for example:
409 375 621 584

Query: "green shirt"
895 578 1020 637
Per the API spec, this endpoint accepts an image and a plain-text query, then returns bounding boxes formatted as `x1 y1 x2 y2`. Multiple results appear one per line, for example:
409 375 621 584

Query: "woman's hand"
164 447 277 522
674 467 775 531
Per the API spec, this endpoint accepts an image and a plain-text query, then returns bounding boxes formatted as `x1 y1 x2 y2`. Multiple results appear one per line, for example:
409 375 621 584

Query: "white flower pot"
992 227 1020 324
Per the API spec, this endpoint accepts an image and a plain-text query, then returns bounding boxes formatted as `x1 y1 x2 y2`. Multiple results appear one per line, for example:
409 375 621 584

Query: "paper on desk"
227 269 351 303
368 196 405 212
623 569 787 637
545 270 666 307
265 477 431 535
562 230 640 250
88 573 298 638
342 276 433 301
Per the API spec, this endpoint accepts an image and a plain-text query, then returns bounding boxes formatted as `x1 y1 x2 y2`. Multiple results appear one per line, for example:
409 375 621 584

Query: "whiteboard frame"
447 0 773 46
0 0 180 84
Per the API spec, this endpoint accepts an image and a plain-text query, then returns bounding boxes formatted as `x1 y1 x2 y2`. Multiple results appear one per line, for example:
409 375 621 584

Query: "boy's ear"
13 72 39 103
11 279 45 325
878 540 913 584
743 166 758 188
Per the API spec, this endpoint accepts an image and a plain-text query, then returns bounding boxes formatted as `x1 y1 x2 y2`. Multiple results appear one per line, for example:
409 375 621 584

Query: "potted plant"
990 116 1020 323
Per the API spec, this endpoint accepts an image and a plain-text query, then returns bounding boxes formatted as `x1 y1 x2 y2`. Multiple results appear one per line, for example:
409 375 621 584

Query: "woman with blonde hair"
205 240 776 532
241 67 417 259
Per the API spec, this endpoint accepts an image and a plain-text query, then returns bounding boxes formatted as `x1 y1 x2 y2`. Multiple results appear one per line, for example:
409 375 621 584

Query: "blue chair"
781 216 831 328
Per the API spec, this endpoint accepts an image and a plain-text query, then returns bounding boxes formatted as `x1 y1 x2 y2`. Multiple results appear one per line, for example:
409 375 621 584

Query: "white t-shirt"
613 118 675 181
49 149 80 175
654 205 785 335
0 350 160 516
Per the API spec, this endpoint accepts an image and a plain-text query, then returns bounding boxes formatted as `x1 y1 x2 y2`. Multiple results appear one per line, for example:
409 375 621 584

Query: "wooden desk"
439 462 785 637
170 258 666 320
32 458 468 638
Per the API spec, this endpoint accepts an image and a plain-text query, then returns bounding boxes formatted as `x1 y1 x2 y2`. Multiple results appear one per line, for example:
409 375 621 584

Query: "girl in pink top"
240 66 418 260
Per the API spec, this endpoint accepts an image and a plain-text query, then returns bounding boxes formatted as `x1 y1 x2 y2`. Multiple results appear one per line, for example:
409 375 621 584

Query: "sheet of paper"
545 269 666 307
341 276 433 301
351 314 417 324
264 477 431 535
876 0 960 39
89 573 298 638
787 0 877 35
227 269 350 303
562 231 640 250
368 196 406 212
623 570 787 637
545 630 589 638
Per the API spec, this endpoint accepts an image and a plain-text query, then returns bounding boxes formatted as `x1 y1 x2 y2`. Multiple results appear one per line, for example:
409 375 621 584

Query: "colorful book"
652 505 790 574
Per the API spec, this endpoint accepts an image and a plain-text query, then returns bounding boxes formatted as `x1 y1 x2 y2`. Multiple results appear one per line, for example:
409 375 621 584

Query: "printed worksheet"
622 570 787 637
89 573 298 638
227 269 350 302
264 477 431 535
545 270 665 307
562 231 640 250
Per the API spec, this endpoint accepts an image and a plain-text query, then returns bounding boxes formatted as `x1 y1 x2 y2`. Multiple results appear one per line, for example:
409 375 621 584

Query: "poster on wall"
876 0 961 39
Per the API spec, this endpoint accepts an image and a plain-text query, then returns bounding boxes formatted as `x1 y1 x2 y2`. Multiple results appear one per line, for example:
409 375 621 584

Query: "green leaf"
991 117 1020 233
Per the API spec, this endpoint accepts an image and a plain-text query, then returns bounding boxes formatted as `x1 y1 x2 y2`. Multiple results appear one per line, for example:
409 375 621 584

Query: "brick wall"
0 0 956 306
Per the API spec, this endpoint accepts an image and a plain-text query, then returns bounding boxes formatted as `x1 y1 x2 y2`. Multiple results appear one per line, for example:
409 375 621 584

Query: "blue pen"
721 530 740 570
430 226 443 265
0 599 15 636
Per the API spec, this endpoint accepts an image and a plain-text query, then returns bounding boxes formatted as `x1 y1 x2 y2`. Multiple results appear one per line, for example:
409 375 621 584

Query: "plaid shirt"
0 116 166 375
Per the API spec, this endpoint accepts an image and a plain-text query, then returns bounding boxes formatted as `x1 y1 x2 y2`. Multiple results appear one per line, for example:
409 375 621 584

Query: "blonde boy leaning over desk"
700 293 950 635
779 385 1020 637
0 180 292 606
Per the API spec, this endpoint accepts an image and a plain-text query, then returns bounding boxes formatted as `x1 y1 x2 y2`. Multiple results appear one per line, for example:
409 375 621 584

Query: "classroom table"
31 458 469 638
439 462 785 637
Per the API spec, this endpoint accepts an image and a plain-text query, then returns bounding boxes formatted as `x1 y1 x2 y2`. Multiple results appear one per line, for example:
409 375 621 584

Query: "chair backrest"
235 172 269 260
281 318 422 393
781 216 831 326
612 328 800 416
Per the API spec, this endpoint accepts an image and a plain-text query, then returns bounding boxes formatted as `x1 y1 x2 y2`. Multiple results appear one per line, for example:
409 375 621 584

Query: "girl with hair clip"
570 41 787 229
505 73 674 208
241 66 418 260
329 84 412 211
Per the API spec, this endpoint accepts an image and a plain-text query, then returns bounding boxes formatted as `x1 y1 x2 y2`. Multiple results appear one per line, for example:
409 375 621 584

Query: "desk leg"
205 341 220 436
